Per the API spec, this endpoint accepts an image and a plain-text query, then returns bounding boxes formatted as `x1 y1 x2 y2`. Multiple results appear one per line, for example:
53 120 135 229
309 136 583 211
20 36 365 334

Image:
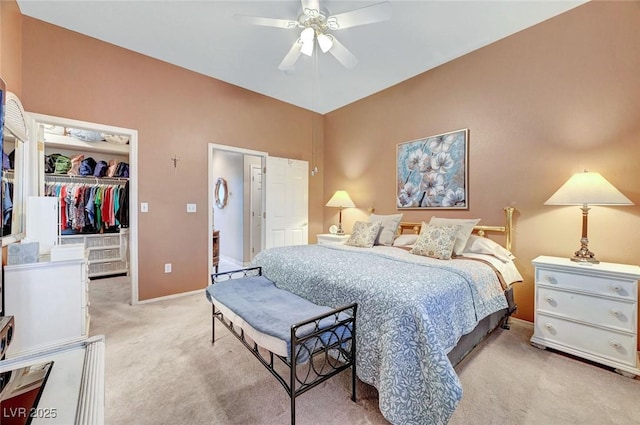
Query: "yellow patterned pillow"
410 223 462 260
346 221 382 248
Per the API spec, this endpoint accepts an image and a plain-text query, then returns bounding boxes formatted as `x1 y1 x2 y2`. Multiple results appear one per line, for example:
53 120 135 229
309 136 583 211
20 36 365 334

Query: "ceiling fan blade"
327 1 392 30
234 14 298 29
326 35 357 69
278 40 304 70
301 0 321 18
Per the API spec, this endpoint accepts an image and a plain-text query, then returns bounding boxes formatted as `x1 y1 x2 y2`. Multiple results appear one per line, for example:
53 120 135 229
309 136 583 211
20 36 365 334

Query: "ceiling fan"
234 0 392 71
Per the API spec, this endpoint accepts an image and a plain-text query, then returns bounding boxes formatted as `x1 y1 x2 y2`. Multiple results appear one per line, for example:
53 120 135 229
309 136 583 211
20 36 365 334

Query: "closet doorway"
29 113 139 305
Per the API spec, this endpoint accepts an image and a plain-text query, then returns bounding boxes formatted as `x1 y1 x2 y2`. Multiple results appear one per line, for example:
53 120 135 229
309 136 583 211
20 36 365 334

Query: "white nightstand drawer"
536 268 636 300
537 287 636 332
535 313 637 367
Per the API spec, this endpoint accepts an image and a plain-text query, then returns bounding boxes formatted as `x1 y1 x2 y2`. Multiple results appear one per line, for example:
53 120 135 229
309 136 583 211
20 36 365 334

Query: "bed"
250 207 522 425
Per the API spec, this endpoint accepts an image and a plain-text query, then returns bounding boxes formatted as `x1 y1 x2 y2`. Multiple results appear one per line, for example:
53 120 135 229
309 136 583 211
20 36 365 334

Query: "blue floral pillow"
346 221 382 248
410 223 461 260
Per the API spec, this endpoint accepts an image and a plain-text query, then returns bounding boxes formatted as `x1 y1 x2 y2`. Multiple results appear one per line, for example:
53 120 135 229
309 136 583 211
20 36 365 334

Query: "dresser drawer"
537 287 636 332
535 313 637 367
536 267 636 300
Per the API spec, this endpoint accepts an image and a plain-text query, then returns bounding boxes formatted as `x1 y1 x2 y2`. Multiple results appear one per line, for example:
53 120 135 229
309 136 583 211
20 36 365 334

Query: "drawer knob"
610 309 621 317
544 275 558 284
610 340 622 350
544 323 555 331
610 284 622 292
544 295 555 303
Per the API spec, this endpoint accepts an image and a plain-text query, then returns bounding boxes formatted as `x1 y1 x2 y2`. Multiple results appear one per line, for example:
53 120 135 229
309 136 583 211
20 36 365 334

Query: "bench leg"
290 361 296 425
211 305 216 345
351 364 356 402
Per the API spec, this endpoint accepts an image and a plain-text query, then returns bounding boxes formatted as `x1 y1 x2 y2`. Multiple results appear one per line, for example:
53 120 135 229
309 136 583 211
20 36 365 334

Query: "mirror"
215 177 228 209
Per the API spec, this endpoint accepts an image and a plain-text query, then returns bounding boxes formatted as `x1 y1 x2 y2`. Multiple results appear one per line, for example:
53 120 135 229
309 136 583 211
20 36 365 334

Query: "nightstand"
316 234 350 245
531 255 640 377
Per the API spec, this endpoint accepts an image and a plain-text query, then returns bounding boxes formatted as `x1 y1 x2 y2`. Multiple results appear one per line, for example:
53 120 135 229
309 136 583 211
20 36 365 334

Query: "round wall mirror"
215 177 228 209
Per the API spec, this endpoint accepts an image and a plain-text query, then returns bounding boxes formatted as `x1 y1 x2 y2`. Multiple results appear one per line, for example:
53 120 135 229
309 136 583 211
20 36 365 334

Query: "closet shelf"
44 133 129 155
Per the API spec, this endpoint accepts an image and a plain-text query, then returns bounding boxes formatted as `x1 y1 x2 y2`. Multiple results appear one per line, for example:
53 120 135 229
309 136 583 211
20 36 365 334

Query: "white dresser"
531 255 640 377
4 258 89 358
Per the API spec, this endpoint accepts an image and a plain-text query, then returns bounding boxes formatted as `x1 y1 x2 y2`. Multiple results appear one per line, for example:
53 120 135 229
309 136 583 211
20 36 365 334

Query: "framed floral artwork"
396 128 469 209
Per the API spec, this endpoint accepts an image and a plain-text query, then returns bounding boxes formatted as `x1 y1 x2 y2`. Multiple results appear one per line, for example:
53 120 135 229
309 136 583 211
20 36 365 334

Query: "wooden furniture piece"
3 258 89 358
531 255 640 377
212 230 220 273
316 233 350 244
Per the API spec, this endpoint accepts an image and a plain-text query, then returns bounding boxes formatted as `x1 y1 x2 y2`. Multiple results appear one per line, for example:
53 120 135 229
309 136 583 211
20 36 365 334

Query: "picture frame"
396 128 469 210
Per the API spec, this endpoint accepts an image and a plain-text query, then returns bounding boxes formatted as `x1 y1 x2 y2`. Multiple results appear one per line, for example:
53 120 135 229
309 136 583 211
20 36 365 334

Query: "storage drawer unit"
531 255 640 377
61 231 128 278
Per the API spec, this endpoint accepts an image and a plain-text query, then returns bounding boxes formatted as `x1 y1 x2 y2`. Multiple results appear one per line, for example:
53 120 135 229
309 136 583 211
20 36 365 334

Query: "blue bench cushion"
206 276 351 362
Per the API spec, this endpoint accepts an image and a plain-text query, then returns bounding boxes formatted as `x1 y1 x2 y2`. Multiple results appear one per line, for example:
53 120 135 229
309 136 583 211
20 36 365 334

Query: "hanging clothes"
44 178 128 234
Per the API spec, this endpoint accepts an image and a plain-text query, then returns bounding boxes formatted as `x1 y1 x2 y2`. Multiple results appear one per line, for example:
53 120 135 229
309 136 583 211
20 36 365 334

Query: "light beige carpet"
89 277 640 425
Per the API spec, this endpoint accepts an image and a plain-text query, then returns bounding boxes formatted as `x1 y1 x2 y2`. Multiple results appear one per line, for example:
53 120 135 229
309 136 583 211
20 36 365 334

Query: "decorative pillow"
369 213 403 246
429 217 481 256
392 234 418 247
463 235 515 263
410 223 461 260
345 221 382 248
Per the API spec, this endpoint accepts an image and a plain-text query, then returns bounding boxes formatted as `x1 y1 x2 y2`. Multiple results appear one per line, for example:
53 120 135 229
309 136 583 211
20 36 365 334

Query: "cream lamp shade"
544 171 633 206
544 170 633 263
325 190 355 234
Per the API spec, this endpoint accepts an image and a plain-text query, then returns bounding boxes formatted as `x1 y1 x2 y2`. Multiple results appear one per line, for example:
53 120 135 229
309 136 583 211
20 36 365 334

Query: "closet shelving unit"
47 174 130 278
33 116 131 279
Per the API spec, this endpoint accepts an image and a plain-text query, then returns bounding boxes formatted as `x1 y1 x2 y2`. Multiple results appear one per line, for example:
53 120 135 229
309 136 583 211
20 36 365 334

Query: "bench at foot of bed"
205 267 357 425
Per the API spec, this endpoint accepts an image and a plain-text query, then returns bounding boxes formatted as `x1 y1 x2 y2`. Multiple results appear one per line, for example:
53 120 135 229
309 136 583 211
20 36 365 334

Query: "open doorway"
207 144 310 279
208 144 266 275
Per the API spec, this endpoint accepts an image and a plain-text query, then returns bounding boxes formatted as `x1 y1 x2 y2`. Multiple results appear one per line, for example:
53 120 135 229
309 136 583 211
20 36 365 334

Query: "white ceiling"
17 1 586 114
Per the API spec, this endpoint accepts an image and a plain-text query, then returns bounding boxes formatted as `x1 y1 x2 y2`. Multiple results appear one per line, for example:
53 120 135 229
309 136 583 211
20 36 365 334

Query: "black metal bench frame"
209 267 357 425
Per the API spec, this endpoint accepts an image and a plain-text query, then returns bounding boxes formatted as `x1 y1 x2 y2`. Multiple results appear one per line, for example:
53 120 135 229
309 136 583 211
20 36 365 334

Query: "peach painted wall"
324 1 640 334
0 0 22 95
19 16 325 300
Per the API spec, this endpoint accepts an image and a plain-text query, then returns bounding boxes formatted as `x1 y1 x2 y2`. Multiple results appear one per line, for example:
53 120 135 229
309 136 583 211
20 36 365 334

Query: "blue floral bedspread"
251 243 508 425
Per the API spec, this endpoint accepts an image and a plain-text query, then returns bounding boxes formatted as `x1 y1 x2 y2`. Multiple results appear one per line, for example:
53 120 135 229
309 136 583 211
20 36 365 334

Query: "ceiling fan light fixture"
317 33 333 53
301 40 314 57
300 27 315 42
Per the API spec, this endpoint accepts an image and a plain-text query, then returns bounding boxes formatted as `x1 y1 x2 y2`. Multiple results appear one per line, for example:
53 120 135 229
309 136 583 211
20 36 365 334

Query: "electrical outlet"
187 203 196 213
141 202 149 213
164 263 172 273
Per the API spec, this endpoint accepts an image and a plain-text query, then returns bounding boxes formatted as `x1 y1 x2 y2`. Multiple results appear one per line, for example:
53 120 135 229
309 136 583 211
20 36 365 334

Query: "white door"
265 157 308 249
250 165 263 260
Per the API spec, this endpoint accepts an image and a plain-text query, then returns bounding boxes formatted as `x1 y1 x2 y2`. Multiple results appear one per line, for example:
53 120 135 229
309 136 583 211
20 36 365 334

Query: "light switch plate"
141 202 149 213
187 203 197 213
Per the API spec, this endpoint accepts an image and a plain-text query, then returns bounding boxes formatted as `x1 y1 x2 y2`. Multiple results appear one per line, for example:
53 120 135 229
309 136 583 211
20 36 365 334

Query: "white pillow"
392 234 418 247
463 235 515 263
369 213 403 246
346 221 382 248
428 217 481 256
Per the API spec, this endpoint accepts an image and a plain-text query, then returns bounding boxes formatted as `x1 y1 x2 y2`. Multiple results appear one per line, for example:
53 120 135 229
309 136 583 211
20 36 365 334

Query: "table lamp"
325 190 355 235
544 170 633 263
